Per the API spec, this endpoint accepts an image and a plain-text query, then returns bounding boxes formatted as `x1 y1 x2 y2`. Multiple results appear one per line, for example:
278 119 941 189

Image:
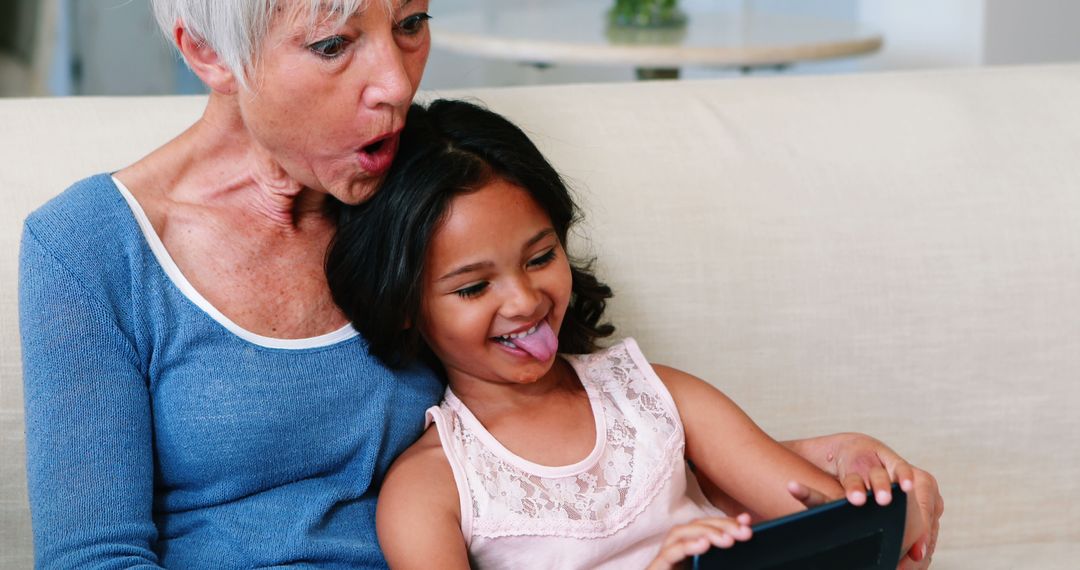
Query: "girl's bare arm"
652 364 845 520
376 430 471 570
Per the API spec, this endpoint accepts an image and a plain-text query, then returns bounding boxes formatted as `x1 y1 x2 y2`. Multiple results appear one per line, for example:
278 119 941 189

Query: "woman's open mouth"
357 131 400 176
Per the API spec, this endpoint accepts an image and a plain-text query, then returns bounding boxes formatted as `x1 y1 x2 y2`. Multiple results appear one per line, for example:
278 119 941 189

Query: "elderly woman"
18 1 940 568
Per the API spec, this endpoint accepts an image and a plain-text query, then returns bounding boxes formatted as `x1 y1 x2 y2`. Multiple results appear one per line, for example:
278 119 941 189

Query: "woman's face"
239 0 431 204
419 178 574 387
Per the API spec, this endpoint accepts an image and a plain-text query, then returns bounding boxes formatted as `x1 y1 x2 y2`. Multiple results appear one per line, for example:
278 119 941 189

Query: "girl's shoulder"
377 423 471 568
385 425 452 485
564 336 662 388
563 336 646 368
570 337 698 387
379 424 459 515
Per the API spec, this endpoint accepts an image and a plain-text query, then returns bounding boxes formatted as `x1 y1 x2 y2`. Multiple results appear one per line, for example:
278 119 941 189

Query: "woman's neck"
118 92 331 234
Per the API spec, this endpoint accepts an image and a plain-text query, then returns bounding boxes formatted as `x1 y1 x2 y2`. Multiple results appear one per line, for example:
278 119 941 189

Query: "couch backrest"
4 66 1080 566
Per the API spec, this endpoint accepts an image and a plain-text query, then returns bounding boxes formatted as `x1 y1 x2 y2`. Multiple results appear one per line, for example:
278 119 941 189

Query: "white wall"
425 0 1080 90
845 0 1080 71
856 0 985 70
984 0 1080 65
421 0 863 90
71 0 188 95
13 0 1080 96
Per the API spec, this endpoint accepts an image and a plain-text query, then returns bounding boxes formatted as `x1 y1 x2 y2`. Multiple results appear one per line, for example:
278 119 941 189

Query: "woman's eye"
308 36 349 59
455 282 488 299
527 248 557 268
396 13 432 36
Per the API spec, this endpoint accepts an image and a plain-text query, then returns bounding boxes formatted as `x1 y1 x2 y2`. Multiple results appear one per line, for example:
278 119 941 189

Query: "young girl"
326 100 908 569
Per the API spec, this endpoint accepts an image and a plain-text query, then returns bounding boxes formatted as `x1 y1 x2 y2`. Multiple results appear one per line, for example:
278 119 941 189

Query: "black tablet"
693 484 906 570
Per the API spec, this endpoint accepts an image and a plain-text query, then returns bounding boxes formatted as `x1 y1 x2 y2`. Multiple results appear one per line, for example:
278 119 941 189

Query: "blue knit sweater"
19 174 442 569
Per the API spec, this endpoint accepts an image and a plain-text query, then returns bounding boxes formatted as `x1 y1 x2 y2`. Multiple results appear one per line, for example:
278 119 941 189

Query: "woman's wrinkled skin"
115 0 431 340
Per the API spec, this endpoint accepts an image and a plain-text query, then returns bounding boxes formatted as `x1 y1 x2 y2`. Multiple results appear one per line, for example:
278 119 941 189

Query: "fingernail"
902 479 914 492
876 490 891 505
921 543 927 559
851 491 866 505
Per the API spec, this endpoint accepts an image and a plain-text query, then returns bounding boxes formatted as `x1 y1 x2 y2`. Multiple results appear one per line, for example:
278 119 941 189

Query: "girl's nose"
499 276 543 320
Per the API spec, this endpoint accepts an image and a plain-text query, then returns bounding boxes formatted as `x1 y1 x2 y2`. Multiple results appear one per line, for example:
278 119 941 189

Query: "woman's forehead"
277 0 386 23
268 0 370 41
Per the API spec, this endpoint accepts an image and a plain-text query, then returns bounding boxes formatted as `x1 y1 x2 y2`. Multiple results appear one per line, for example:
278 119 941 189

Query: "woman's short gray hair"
151 0 377 89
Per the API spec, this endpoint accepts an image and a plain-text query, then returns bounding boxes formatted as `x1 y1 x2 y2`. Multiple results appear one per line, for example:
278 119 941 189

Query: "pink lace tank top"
425 338 725 569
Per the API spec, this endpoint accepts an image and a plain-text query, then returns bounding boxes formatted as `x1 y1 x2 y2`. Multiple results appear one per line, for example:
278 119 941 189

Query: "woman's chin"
336 177 384 205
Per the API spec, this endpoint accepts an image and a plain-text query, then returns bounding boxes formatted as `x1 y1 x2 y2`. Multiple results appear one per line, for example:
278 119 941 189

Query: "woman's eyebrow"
310 0 407 19
390 0 417 13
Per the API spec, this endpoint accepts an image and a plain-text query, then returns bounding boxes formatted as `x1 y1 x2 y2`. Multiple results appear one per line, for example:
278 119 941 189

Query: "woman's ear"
173 24 238 95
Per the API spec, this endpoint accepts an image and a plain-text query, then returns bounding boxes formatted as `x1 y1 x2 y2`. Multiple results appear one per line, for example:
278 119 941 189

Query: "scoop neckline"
443 358 607 478
111 174 358 350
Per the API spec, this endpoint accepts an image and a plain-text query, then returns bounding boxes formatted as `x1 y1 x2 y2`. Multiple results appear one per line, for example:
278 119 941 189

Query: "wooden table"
432 1 883 79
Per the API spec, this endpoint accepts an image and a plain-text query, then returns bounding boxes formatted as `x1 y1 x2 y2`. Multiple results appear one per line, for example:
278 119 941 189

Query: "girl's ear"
173 23 239 95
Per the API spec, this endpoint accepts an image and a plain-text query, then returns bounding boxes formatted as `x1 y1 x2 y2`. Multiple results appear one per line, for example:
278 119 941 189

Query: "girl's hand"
645 514 753 570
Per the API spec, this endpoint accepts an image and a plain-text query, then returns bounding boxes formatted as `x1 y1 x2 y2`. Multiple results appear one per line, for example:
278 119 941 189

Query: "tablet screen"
693 483 906 570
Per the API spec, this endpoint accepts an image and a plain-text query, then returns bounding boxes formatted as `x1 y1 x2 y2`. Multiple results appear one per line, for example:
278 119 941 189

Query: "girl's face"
419 178 573 387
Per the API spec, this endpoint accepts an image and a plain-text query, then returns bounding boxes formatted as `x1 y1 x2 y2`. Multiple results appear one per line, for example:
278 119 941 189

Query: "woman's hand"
784 433 943 568
894 466 941 569
646 514 753 570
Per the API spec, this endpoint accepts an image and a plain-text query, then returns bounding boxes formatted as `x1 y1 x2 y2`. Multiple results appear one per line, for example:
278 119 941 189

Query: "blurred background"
2 0 1079 98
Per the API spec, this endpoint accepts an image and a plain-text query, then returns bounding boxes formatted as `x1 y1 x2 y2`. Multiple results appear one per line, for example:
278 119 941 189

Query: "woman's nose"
361 39 415 110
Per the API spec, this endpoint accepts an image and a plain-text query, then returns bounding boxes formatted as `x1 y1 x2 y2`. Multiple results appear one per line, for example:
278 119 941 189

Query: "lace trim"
444 340 685 539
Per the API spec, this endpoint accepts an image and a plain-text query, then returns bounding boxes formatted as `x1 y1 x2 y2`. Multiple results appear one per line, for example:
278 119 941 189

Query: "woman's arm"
782 434 942 568
653 364 844 520
376 431 471 570
782 433 917 504
19 227 163 568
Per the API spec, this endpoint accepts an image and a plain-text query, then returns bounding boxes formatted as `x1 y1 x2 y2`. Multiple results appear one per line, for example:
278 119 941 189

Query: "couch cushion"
4 65 1080 566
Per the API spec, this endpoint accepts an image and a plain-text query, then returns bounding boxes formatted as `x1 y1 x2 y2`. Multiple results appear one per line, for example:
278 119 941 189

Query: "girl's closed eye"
527 248 558 269
455 282 489 299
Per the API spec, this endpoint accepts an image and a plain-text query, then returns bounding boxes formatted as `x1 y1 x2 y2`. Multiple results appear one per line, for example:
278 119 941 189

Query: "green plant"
609 0 686 28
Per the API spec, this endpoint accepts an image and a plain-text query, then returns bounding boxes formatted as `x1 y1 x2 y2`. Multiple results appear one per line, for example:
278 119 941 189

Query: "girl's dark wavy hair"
327 99 614 369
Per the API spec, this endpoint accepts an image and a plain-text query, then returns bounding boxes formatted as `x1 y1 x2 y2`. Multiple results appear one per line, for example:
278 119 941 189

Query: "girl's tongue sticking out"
508 321 559 361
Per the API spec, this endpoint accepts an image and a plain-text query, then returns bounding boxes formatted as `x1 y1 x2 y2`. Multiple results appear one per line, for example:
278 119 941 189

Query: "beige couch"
3 65 1079 568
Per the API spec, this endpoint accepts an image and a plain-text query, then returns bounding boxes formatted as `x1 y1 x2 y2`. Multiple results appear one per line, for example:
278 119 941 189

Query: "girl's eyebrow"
524 228 556 249
438 261 494 283
436 228 556 283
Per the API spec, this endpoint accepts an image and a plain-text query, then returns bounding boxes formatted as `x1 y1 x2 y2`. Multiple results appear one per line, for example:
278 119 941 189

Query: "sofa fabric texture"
2 65 1079 568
